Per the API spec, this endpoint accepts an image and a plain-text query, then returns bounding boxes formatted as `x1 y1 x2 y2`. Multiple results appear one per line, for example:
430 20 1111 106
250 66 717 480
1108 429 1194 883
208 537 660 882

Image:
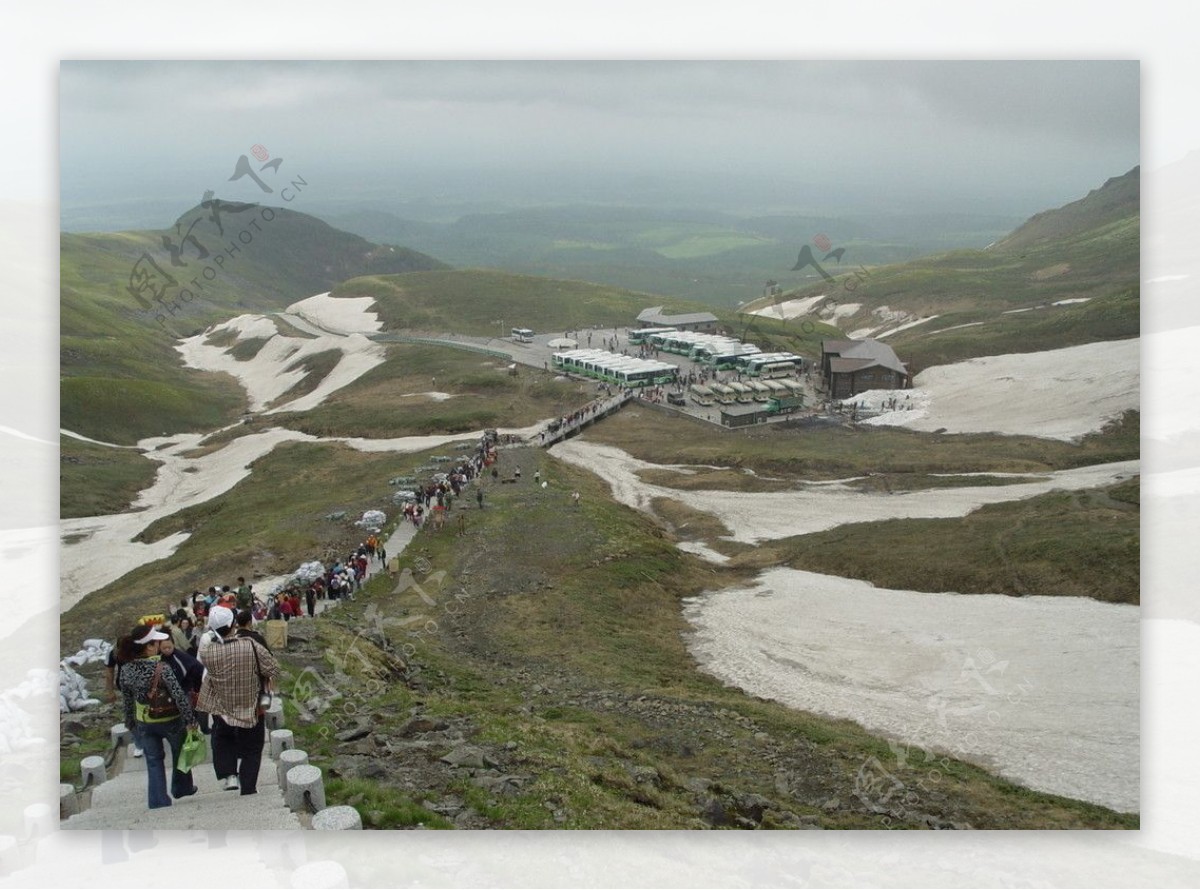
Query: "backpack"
144 662 181 721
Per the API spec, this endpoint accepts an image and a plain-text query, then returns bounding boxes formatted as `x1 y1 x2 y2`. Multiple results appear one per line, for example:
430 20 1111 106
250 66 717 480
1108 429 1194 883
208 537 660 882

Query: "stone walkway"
62 742 302 830
60 488 436 830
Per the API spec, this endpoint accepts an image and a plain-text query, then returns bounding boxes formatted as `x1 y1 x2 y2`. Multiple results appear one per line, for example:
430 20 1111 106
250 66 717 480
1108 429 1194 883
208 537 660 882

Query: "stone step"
63 747 302 830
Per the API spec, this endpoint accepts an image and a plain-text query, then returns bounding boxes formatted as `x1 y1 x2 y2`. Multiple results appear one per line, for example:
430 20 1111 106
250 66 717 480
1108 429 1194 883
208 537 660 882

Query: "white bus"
746 353 800 378
629 327 676 345
778 379 805 396
709 383 737 405
689 384 715 406
727 381 755 403
762 379 788 397
746 380 772 402
511 327 534 343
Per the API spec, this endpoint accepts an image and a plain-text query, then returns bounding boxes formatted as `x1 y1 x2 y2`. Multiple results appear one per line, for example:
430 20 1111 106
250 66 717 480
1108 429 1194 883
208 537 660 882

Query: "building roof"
637 306 719 326
719 403 768 418
822 338 907 376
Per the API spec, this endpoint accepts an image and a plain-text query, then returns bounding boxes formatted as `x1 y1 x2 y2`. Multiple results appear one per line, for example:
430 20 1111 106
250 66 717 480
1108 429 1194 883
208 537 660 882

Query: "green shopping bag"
176 728 207 773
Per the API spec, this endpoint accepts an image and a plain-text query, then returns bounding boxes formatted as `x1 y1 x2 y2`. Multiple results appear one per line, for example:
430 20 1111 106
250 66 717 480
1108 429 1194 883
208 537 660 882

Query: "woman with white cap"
115 623 199 809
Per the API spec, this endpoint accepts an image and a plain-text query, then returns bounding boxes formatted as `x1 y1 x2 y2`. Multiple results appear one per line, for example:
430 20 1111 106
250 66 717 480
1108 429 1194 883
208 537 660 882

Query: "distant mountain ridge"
993 166 1139 251
61 202 449 442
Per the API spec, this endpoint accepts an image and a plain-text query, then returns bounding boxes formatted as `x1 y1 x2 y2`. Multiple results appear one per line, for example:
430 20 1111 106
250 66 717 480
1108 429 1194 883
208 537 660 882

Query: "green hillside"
743 167 1139 369
333 268 697 336
994 167 1139 251
61 202 448 443
322 204 1021 307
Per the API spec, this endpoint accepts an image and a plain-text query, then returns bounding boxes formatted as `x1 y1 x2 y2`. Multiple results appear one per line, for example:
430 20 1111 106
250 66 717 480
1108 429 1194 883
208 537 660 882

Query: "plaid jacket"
196 635 280 728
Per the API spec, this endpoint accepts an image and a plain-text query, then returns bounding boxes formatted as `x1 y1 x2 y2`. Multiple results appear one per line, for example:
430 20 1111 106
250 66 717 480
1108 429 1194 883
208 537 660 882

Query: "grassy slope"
332 268 688 336
59 434 1134 828
736 479 1140 604
281 449 1135 829
586 404 1140 479
269 343 596 438
742 167 1140 369
61 204 447 444
323 205 1021 307
60 436 161 519
581 408 1139 603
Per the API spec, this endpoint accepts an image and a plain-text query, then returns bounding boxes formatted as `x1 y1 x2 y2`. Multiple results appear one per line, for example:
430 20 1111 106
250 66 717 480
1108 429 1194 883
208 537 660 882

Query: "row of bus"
628 328 803 377
551 349 679 387
688 378 804 406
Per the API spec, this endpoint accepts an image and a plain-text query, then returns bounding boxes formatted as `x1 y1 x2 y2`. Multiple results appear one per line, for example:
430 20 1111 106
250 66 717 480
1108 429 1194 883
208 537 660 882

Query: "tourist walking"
196 605 280 795
116 625 199 808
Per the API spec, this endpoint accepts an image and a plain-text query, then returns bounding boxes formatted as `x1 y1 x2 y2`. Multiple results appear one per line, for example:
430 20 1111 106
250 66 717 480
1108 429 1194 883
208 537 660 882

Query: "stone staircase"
62 736 303 830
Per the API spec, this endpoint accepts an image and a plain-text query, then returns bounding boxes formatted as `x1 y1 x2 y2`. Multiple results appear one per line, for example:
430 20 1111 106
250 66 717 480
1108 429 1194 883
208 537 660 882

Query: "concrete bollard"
289 860 348 889
311 806 362 830
265 698 285 732
277 748 309 790
111 723 133 748
24 804 52 840
284 764 325 813
269 729 295 758
59 784 80 820
81 755 107 787
0 835 18 876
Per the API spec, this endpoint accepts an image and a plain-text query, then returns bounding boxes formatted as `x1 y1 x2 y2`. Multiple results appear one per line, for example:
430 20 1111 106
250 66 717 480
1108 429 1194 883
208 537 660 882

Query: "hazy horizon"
60 61 1138 233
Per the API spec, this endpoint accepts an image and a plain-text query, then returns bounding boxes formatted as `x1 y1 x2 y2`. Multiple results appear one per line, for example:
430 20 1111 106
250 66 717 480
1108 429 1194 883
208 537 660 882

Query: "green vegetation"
322 204 1021 307
742 166 1139 368
60 436 161 519
587 405 1140 481
61 204 447 443
269 449 1135 829
333 269 679 337
264 349 344 410
61 374 246 446
268 343 595 438
736 479 1140 603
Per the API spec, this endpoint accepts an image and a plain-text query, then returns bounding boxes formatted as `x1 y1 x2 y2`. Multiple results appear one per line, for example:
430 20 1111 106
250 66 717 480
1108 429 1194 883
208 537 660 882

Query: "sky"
59 60 1140 225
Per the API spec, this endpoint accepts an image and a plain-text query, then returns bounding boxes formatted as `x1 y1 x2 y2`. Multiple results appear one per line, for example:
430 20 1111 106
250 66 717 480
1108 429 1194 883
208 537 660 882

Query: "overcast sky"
60 60 1139 224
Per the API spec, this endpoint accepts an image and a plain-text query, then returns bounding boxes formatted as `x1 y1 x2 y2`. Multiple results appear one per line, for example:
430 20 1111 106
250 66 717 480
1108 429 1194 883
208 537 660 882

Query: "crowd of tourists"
103 429 515 810
107 603 280 809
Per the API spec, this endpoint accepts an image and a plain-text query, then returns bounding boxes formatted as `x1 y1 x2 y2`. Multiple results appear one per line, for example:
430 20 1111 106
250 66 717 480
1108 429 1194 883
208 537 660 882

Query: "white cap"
208 605 235 630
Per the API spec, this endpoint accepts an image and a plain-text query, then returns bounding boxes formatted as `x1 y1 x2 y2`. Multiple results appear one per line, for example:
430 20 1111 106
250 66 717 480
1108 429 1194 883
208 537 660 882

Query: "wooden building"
719 402 769 428
821 338 910 398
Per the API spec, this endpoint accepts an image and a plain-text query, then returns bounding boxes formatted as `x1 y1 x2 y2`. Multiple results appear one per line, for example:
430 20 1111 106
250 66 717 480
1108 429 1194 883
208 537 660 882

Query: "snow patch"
747 294 828 320
284 292 383 334
684 567 1139 812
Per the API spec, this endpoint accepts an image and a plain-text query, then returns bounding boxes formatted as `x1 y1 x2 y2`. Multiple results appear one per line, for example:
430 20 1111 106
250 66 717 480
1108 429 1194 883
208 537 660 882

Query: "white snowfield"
858 338 1139 441
552 337 1140 812
284 291 383 334
684 568 1139 813
59 423 493 611
61 320 1141 813
176 293 387 414
550 439 1137 546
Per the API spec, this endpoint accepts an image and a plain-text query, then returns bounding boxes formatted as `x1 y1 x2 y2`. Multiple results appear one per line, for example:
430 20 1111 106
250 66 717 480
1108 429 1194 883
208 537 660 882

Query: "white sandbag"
295 560 326 584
